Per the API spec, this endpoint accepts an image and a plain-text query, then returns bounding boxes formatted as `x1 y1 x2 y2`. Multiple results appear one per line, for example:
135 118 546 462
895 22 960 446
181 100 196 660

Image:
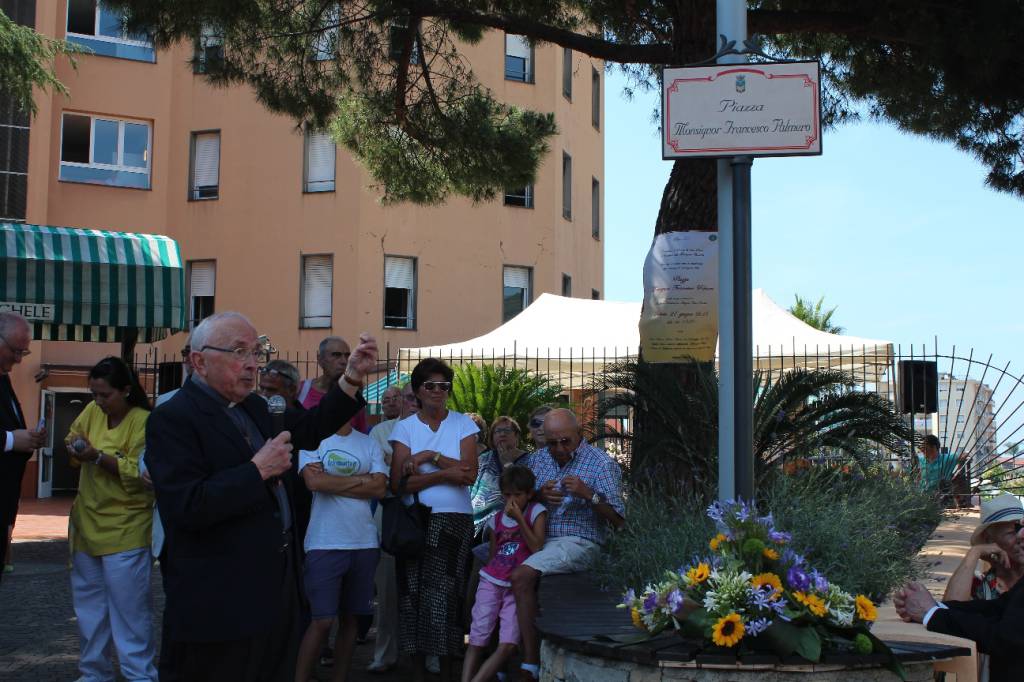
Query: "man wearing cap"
940 494 1024 682
895 496 1024 682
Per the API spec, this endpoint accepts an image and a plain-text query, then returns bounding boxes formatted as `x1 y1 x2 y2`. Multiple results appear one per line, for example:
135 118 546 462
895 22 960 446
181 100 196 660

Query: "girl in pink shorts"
462 466 547 682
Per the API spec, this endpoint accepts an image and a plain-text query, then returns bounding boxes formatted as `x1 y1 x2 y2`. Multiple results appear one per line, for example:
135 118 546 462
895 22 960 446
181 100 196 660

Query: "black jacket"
146 377 363 642
928 573 1024 681
0 374 29 522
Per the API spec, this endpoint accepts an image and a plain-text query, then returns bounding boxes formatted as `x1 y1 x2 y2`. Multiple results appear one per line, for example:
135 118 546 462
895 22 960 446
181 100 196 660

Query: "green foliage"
596 362 911 498
596 469 942 603
788 295 843 334
446 364 562 436
0 10 82 115
982 462 1024 497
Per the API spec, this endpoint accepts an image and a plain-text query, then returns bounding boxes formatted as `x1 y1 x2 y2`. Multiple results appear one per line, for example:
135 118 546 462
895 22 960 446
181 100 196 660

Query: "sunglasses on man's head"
421 381 452 392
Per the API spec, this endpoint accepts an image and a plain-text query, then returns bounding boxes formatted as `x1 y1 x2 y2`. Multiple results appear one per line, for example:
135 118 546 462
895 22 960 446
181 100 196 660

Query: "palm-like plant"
788 295 844 334
447 364 563 435
595 361 911 499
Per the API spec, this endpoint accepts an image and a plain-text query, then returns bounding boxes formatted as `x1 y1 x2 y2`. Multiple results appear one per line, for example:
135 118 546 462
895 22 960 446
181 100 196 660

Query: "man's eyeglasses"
201 345 271 364
0 332 30 358
493 427 517 436
258 366 295 382
422 381 452 392
325 351 351 360
547 437 575 448
529 417 545 429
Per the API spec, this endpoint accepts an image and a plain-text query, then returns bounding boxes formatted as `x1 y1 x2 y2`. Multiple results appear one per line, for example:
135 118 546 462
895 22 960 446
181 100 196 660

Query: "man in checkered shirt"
511 408 625 680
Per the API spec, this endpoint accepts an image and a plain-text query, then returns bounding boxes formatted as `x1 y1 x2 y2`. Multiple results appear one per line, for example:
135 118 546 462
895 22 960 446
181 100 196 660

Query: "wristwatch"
341 373 363 388
590 491 602 505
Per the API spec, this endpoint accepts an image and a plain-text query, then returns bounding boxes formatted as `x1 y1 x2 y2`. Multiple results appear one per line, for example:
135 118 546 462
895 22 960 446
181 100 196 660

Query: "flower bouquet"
619 499 903 678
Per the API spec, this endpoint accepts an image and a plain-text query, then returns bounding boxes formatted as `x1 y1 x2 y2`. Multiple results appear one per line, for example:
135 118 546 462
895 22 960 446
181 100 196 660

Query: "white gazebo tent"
398 290 893 387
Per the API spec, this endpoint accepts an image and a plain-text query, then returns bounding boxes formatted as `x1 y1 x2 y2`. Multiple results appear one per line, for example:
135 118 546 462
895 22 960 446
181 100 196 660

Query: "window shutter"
503 266 530 290
302 255 333 327
306 131 336 188
385 256 415 289
193 133 220 188
190 261 215 297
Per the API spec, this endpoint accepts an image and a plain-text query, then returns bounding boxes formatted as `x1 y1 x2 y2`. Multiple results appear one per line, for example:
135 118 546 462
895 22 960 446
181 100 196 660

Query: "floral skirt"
396 512 473 656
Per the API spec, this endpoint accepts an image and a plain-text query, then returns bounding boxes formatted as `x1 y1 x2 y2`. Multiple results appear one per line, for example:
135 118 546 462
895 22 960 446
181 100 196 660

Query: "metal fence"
115 340 1024 492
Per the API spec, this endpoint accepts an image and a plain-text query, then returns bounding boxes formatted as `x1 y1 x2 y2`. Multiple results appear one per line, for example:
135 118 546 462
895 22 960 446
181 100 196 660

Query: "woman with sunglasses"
389 358 479 682
526 405 553 450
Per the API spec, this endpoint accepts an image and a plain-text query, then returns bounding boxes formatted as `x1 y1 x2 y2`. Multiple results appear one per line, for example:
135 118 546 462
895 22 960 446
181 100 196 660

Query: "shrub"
446 363 562 436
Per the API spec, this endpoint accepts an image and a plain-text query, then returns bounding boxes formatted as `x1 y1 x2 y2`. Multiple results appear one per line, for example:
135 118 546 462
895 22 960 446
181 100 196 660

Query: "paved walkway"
1 499 984 680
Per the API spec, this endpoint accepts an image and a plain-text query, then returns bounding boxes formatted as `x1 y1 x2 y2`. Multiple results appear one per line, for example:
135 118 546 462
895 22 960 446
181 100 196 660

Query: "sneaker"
366 661 395 674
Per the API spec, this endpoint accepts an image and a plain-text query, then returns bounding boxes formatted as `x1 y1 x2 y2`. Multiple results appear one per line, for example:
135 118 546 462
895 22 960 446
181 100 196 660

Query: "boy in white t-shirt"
294 422 388 682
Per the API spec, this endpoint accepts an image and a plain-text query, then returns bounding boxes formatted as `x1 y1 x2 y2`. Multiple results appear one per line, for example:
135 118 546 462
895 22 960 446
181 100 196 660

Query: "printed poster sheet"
639 231 719 363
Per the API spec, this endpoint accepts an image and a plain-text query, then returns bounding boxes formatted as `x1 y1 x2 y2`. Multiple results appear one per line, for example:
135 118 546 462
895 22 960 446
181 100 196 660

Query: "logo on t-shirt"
498 541 520 557
323 448 362 476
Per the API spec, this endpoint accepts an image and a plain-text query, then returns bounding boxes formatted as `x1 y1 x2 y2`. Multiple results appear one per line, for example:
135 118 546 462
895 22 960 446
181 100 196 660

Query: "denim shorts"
303 548 380 619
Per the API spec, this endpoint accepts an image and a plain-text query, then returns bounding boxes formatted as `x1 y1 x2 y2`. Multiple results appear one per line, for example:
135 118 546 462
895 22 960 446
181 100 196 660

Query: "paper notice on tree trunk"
639 231 719 363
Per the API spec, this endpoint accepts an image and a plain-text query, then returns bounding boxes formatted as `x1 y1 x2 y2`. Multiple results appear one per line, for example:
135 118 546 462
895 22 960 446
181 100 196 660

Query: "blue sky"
603 69 1024 395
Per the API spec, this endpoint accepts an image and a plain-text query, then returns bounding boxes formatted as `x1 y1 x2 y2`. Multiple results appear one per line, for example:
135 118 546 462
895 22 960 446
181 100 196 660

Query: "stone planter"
540 640 937 682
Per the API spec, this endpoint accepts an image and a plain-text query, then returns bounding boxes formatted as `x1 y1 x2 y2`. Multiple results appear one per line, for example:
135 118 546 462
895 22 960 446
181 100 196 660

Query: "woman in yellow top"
65 356 156 682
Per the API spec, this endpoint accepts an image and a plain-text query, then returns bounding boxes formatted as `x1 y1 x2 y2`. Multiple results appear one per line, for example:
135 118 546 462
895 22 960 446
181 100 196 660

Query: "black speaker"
897 360 938 414
158 361 183 395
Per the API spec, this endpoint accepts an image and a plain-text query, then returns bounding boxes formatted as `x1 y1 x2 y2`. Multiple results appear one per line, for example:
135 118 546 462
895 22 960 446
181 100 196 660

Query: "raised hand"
344 333 379 381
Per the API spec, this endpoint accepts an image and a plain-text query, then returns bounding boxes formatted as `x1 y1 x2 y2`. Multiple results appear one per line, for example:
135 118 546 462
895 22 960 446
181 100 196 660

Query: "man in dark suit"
0 311 45 582
146 311 377 681
895 542 1024 682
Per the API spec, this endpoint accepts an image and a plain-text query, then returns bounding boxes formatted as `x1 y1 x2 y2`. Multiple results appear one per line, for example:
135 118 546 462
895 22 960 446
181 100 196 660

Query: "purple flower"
642 591 658 615
757 513 775 528
622 589 635 606
707 501 726 523
810 570 829 593
770 599 788 616
787 566 810 592
769 530 792 544
747 617 772 637
735 501 751 522
781 548 806 568
666 588 684 613
748 586 774 610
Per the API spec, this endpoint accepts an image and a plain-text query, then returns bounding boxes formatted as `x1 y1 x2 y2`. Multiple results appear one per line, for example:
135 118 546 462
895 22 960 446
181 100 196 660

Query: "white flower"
703 591 719 611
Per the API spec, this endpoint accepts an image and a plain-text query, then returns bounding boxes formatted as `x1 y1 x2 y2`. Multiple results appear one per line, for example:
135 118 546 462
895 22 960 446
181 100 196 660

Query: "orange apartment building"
1 0 604 497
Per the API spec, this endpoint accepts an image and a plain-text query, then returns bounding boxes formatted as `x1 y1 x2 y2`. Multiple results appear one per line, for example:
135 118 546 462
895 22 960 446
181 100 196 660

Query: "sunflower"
751 572 783 598
686 562 711 585
793 591 828 617
855 594 877 622
631 607 647 631
711 613 745 647
763 548 780 561
709 533 728 552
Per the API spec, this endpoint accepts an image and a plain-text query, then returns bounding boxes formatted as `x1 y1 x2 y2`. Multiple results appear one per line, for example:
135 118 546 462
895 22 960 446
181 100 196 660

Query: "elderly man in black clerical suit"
0 311 46 582
146 311 377 681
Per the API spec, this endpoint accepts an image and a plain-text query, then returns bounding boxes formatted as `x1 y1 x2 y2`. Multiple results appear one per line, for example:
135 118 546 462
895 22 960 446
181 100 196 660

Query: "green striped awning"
0 222 186 343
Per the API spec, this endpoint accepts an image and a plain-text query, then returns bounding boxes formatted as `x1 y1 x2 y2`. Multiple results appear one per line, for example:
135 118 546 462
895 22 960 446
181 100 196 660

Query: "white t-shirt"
388 411 479 514
299 430 389 552
369 418 398 463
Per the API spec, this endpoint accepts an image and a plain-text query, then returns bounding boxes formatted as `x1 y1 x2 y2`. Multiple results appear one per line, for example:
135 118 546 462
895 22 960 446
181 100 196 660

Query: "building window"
562 47 572 100
188 260 215 327
312 3 339 61
59 112 151 189
592 289 601 300
189 131 220 200
304 128 336 192
504 34 533 83
388 20 421 64
193 24 224 74
66 0 155 62
504 184 533 208
592 67 600 129
0 94 30 221
562 152 572 220
591 177 600 240
301 254 333 328
384 255 416 329
561 273 572 297
503 266 532 322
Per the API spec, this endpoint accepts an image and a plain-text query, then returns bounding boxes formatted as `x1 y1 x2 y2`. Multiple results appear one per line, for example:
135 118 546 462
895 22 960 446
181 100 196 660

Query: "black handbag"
380 476 432 558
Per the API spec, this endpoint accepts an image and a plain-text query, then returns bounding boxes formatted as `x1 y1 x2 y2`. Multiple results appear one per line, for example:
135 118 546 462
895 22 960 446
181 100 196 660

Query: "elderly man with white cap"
896 493 1024 682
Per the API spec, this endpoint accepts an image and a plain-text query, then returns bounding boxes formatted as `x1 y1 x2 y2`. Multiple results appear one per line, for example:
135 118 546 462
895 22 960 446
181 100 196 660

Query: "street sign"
662 61 822 159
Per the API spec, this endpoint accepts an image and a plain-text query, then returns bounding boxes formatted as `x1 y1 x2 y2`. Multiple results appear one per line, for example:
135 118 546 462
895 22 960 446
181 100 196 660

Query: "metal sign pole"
716 0 750 501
